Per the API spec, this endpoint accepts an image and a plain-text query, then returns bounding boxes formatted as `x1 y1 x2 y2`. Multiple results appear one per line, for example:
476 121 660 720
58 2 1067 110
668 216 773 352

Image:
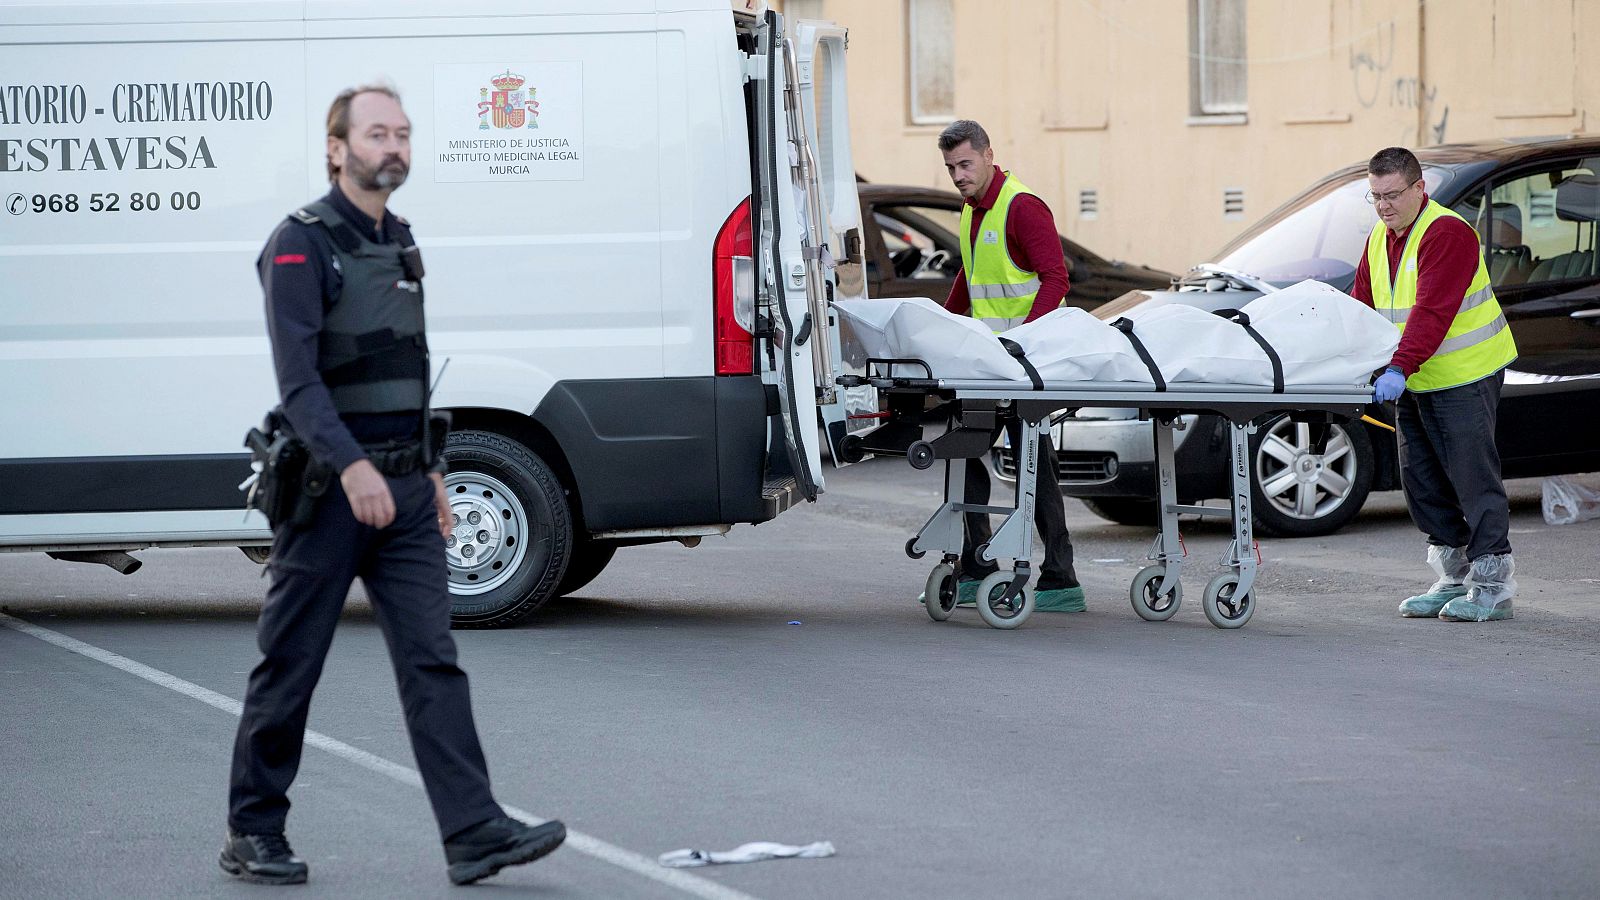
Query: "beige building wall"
780 0 1600 274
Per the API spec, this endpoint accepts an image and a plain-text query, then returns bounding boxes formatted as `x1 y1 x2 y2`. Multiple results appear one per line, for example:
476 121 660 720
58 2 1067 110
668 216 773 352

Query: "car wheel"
441 430 573 628
1080 496 1159 527
557 538 618 597
1249 415 1374 538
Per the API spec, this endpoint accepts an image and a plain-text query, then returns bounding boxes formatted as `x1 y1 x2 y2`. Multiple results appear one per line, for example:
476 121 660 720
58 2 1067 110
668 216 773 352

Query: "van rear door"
791 18 878 466
748 8 824 501
751 9 878 504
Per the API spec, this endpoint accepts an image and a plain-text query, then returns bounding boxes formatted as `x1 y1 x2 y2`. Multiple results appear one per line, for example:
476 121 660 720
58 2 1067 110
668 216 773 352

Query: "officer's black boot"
219 830 308 885
444 816 566 885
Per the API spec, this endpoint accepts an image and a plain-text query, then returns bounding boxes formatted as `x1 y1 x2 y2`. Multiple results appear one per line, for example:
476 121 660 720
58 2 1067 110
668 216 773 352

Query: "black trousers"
228 471 503 841
962 419 1079 590
1395 369 1512 560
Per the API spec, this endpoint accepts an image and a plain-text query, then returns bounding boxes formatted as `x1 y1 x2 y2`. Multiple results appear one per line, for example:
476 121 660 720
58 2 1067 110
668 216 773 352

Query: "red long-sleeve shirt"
1350 194 1483 376
944 166 1070 323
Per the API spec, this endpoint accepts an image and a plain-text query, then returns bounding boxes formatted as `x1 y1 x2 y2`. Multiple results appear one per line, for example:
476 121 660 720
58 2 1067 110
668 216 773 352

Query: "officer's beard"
345 151 409 192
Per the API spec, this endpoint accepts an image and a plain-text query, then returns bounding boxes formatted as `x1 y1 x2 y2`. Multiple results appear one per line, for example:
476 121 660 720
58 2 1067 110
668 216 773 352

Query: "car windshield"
1210 166 1455 288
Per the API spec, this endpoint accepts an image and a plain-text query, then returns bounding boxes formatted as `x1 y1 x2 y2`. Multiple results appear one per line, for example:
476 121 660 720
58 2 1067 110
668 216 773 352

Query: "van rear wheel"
442 430 572 628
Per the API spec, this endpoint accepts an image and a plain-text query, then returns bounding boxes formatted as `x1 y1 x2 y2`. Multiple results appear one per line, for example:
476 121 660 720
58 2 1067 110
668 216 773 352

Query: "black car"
1010 136 1600 537
857 184 1174 309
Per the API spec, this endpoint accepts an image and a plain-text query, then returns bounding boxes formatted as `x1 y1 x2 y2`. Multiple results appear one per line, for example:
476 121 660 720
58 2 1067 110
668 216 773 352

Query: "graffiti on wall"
1347 19 1449 144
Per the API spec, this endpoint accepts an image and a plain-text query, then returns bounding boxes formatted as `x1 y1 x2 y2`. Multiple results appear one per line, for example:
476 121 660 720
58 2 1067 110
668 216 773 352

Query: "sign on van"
432 63 583 183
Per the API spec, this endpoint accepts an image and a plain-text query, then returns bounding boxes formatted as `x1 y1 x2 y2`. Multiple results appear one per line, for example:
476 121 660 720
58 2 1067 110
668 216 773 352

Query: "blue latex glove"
1374 369 1406 403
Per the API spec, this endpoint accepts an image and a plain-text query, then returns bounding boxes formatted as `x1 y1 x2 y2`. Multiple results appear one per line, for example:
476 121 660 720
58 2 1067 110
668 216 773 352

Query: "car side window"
1488 160 1600 288
873 205 963 280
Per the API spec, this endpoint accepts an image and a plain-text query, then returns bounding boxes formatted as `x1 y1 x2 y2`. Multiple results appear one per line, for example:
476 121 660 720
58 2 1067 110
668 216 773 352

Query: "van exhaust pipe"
47 550 143 575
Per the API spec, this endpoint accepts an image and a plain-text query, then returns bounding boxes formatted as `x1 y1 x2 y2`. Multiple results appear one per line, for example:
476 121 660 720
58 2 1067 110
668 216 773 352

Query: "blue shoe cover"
1034 586 1086 612
1438 595 1513 622
1440 554 1516 621
1398 585 1467 618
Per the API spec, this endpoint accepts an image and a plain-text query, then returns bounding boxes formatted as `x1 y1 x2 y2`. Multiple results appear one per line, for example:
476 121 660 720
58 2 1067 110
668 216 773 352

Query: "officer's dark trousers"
962 419 1078 590
229 472 503 841
1396 369 1512 561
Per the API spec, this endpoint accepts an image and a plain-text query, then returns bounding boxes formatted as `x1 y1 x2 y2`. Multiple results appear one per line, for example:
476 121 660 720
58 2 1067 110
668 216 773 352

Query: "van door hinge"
741 53 768 83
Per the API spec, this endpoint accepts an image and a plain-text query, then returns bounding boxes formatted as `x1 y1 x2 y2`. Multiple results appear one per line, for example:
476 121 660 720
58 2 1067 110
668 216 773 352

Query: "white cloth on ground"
658 840 836 868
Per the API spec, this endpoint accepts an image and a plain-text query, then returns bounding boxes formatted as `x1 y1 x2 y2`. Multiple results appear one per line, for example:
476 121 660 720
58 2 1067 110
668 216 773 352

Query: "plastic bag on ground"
1541 475 1600 525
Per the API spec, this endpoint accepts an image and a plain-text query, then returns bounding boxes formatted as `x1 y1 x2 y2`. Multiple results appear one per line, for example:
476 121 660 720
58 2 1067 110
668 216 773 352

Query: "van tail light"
713 198 755 375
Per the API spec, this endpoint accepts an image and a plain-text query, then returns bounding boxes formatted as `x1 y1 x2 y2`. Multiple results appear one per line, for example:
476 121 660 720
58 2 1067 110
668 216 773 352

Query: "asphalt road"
2 462 1598 899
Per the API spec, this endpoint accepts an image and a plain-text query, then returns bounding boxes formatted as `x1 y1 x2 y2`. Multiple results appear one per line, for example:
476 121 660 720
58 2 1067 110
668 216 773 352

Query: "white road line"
0 613 761 900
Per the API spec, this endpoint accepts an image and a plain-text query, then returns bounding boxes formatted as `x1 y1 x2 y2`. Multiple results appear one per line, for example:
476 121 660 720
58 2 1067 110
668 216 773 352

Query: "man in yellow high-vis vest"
1352 147 1519 622
929 119 1082 613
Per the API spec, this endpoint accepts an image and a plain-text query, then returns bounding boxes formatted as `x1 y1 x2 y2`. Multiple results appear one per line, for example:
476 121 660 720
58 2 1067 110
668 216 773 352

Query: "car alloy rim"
1253 419 1359 521
442 470 529 595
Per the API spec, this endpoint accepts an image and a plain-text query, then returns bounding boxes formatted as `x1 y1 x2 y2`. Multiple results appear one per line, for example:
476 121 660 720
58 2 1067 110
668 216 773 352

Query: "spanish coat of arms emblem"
477 70 539 130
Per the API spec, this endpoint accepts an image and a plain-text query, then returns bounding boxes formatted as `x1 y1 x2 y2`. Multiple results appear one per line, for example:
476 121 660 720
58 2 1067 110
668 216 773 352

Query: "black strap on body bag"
998 337 1045 391
1212 308 1285 393
1110 317 1166 391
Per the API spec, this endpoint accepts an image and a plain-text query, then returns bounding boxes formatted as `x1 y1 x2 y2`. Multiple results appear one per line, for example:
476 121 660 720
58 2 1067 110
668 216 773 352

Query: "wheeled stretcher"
838 362 1375 630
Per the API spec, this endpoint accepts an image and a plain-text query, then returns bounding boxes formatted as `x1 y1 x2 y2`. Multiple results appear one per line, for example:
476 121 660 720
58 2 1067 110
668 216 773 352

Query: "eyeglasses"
1365 183 1419 205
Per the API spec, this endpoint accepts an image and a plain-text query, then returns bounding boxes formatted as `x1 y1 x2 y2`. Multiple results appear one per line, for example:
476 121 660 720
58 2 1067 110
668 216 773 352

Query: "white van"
0 0 873 626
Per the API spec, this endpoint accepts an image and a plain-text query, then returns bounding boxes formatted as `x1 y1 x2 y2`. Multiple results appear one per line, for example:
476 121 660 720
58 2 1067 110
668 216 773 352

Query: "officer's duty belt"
362 440 426 477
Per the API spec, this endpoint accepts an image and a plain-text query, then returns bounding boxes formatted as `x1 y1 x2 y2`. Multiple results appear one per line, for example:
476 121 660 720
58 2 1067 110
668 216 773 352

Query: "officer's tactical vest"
958 172 1043 333
292 200 429 414
1366 199 1518 392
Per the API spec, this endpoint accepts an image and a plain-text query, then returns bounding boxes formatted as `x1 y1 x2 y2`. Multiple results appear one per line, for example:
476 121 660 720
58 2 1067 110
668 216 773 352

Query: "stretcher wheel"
1129 565 1182 621
905 537 925 560
1202 573 1254 629
924 562 957 622
837 433 866 464
907 440 936 470
975 570 1034 630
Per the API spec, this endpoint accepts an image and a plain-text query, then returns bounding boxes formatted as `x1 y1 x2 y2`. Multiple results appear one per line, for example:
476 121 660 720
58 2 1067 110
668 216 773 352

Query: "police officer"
1353 147 1520 622
221 84 565 886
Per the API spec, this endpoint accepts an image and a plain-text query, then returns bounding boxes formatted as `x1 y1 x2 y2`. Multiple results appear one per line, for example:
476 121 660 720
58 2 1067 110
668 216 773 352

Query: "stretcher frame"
839 363 1374 630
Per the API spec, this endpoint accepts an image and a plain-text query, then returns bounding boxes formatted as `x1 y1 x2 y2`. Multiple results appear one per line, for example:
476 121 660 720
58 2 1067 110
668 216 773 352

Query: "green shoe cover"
1438 595 1513 622
1035 586 1086 612
1398 584 1467 618
954 580 981 607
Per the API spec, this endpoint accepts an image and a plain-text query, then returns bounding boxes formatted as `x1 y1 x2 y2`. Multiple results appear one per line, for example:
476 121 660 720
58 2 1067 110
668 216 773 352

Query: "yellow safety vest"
1366 199 1517 392
958 172 1042 333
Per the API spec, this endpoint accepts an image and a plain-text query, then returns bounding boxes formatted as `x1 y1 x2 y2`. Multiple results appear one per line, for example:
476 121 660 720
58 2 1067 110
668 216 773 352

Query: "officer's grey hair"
1368 147 1423 185
938 119 991 154
325 82 404 182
